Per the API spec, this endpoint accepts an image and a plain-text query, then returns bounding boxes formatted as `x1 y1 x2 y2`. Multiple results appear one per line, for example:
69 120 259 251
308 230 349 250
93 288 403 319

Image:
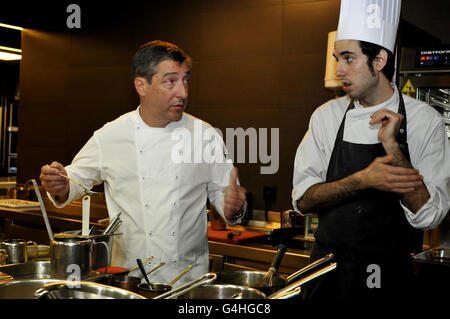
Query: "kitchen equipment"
208 208 226 230
176 284 266 299
50 236 109 280
23 179 53 239
0 260 105 283
102 212 122 235
1 239 27 264
207 226 268 244
62 229 114 271
57 171 101 196
0 250 8 265
215 270 286 296
285 253 335 284
153 272 217 299
0 199 40 209
111 275 141 293
252 244 287 288
96 255 154 275
215 252 335 295
137 264 193 298
281 209 296 228
108 257 158 292
268 263 337 299
81 195 90 236
226 231 241 240
175 263 337 300
0 279 62 299
136 258 152 289
34 281 146 299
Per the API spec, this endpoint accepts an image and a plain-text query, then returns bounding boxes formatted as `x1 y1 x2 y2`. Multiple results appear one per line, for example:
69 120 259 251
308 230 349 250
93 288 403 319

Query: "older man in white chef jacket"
292 0 450 299
40 40 247 287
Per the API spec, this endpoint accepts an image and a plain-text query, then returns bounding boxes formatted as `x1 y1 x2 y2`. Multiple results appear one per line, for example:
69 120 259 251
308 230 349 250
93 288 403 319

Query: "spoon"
137 258 152 290
53 169 100 196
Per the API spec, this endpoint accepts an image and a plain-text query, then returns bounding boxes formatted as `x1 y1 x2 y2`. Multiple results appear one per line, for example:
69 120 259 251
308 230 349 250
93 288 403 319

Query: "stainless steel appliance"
399 45 450 249
399 46 450 140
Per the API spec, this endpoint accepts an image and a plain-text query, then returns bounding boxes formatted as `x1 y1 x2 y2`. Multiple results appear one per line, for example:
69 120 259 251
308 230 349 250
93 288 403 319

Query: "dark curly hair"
358 41 395 81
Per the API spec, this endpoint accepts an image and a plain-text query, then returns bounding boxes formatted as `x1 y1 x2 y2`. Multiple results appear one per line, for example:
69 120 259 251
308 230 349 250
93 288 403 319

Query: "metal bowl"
34 281 146 299
137 282 171 299
175 284 266 299
0 279 63 299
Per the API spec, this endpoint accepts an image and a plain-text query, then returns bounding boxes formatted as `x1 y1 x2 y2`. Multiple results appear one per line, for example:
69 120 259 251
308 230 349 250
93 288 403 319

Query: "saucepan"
161 262 337 299
95 256 154 286
214 253 335 296
213 244 287 296
137 265 193 298
33 281 146 299
153 272 218 299
112 261 166 293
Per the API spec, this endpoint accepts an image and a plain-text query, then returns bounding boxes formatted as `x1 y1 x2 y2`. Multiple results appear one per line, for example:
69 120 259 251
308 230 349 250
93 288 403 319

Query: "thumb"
376 155 395 164
229 167 238 188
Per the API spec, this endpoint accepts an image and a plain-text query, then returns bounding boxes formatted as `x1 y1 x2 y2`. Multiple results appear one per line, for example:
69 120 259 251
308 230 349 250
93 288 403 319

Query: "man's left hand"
223 167 247 220
369 108 404 149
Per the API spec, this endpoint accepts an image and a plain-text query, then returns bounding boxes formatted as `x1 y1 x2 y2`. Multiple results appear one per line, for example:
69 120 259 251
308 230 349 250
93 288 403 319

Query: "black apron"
304 89 417 299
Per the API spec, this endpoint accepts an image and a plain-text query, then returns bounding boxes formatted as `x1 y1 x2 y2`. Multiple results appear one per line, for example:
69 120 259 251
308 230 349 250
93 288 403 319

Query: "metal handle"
286 253 334 284
169 265 193 286
103 212 122 235
153 272 217 299
268 244 287 273
25 179 53 239
128 256 154 272
143 262 165 277
268 262 337 299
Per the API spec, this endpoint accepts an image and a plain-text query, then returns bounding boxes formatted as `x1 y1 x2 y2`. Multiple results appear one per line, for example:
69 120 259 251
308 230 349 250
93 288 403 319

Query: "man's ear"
134 77 149 97
373 49 388 72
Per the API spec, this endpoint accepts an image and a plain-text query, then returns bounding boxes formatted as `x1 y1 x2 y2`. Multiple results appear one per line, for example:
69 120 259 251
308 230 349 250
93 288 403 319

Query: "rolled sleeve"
292 112 329 215
402 181 450 230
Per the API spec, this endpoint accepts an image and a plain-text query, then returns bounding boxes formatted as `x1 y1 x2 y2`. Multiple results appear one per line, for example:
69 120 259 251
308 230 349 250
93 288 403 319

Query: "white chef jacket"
292 85 450 230
49 107 243 287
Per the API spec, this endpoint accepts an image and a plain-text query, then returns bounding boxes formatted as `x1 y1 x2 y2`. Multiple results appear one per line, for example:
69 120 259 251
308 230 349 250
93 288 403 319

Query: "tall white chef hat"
336 0 401 53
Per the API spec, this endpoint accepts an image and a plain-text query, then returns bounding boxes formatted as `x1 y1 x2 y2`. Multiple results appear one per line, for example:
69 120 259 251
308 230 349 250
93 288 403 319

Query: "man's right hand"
356 155 423 194
39 161 70 203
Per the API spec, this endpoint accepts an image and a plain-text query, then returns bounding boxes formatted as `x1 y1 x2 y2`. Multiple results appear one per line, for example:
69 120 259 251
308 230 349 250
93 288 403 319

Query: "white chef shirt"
49 107 242 287
292 85 450 230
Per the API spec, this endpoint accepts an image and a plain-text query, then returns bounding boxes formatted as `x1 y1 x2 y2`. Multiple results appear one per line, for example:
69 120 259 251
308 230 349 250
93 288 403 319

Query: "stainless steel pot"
111 275 141 293
137 264 193 298
50 237 93 280
34 281 146 299
175 284 266 299
215 270 286 295
1 239 27 264
215 253 335 295
0 279 62 299
171 263 337 300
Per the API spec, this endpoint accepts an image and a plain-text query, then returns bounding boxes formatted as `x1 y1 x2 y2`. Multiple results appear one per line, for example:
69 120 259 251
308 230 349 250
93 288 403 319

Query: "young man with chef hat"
39 40 247 287
292 0 450 299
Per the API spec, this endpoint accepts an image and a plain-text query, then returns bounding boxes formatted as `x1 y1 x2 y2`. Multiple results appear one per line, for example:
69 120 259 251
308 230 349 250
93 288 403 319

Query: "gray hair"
133 40 192 83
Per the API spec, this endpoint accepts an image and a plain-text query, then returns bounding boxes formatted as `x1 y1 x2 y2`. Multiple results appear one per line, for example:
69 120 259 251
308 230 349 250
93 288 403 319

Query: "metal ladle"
137 258 152 290
24 179 53 240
